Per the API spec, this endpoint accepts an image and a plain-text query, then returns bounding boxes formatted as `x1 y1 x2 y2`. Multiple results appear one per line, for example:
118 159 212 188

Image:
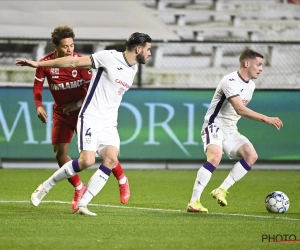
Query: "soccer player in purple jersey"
187 49 283 213
17 32 152 216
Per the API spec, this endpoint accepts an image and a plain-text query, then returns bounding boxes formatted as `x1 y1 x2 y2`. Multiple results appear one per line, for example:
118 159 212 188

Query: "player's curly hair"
51 26 75 46
126 32 152 51
239 49 263 66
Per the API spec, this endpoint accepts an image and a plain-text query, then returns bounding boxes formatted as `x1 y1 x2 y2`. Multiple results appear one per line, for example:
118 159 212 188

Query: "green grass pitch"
0 168 299 250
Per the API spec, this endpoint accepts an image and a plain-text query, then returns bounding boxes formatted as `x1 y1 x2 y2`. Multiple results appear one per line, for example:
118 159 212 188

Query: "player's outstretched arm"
15 59 38 68
16 56 92 69
229 96 283 130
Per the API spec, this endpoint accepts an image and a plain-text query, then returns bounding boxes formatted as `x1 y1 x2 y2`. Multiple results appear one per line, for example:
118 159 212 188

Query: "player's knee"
103 158 118 169
55 153 65 162
78 156 95 169
206 153 222 167
252 152 258 164
245 151 258 166
208 159 221 167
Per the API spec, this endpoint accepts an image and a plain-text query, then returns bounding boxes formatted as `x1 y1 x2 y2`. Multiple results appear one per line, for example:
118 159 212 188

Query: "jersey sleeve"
220 77 240 100
80 68 92 88
33 67 46 109
90 50 111 69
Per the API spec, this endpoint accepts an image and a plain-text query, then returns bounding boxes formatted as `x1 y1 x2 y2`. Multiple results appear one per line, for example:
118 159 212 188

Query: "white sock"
118 176 127 185
43 161 76 190
78 166 111 207
219 159 251 191
190 162 215 202
75 183 83 191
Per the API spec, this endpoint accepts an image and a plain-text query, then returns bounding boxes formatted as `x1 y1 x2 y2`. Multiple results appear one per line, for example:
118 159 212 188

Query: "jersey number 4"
85 128 92 137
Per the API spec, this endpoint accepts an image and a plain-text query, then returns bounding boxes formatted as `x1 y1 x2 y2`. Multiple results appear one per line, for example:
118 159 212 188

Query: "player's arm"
229 96 283 130
61 96 86 115
33 68 48 123
61 67 91 115
16 56 92 69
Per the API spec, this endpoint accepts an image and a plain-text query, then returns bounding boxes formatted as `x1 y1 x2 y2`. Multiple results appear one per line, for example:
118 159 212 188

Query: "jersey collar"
237 71 249 83
123 52 132 67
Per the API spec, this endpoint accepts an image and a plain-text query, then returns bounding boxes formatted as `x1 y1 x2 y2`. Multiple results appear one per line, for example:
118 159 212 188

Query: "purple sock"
239 158 251 171
203 161 216 173
99 164 112 176
72 159 81 173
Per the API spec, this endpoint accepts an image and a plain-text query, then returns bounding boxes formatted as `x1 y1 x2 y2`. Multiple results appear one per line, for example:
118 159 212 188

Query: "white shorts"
77 114 120 155
201 123 252 159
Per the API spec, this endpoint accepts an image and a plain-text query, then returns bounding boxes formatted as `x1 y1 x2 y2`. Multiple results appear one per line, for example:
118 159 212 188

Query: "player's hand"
265 117 283 130
15 59 38 68
61 102 79 115
37 106 48 123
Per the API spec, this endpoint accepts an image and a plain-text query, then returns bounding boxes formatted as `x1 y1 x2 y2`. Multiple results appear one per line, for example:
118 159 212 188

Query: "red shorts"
52 111 79 144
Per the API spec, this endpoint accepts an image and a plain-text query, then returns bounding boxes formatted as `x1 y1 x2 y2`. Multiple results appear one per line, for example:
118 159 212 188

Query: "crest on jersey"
72 70 78 78
50 68 59 74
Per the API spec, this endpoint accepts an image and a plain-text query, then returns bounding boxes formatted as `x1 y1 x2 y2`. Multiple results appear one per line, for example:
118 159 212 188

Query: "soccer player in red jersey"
33 26 130 209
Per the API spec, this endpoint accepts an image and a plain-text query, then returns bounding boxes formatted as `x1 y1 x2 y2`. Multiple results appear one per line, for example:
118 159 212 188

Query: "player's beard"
136 52 146 64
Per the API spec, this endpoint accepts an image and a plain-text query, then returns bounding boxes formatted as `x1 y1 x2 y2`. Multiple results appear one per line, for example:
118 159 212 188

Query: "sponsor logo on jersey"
50 79 86 91
242 99 249 106
115 79 130 89
50 68 59 74
72 70 78 78
117 67 123 70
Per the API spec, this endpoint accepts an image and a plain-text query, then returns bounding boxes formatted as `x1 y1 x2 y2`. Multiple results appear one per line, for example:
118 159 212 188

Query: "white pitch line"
1 200 300 221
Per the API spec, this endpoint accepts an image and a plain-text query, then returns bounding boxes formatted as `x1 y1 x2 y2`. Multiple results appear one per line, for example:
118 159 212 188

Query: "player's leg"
187 124 223 212
220 141 257 190
30 150 95 207
74 126 123 216
112 162 130 204
52 118 86 208
212 135 257 206
53 143 82 187
187 144 222 212
96 125 130 204
75 145 119 216
31 115 97 207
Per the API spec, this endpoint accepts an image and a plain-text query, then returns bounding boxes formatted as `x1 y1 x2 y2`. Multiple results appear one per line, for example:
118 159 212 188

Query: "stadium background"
0 0 299 169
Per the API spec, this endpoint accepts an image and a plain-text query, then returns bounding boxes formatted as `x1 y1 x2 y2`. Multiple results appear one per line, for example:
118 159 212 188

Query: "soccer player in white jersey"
16 32 152 216
187 49 283 213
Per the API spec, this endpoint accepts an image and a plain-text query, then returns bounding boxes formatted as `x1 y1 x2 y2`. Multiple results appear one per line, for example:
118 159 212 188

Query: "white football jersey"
79 50 138 126
202 71 255 131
